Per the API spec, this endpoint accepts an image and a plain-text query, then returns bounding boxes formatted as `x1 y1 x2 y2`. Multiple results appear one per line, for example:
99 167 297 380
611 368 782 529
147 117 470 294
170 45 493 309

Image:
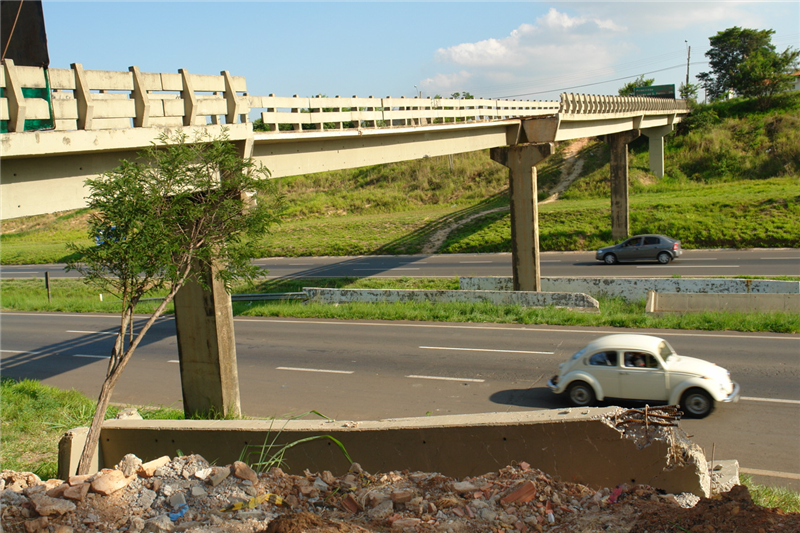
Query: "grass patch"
0 377 183 480
741 475 800 513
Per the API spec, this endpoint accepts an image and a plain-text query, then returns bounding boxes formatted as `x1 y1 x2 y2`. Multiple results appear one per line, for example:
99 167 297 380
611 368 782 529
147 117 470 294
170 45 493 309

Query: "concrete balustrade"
2 63 687 140
0 60 250 134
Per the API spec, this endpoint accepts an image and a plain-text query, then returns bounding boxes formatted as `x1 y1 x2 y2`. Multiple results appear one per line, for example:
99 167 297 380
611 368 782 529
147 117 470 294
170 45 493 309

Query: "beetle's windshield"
571 347 588 361
659 340 677 361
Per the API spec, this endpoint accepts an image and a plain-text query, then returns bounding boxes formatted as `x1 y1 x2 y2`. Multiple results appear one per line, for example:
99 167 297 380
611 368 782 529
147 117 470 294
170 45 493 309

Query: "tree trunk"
75 377 116 475
74 274 190 475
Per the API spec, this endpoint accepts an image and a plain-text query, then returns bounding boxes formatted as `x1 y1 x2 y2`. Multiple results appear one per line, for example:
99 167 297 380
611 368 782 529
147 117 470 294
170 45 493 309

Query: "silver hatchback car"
596 234 682 265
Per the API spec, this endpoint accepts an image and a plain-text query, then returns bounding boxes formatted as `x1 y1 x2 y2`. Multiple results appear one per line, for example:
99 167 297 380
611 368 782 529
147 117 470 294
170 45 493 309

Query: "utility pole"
685 41 691 88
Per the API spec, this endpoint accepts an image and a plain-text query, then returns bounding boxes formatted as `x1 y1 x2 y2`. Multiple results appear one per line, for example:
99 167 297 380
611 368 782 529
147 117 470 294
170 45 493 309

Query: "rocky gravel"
2 454 799 533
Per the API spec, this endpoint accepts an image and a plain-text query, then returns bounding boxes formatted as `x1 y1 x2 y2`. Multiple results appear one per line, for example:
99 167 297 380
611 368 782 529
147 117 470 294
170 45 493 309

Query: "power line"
496 62 709 99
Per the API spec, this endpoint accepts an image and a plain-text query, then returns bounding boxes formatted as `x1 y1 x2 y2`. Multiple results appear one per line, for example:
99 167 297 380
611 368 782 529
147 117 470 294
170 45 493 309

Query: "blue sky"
43 1 799 102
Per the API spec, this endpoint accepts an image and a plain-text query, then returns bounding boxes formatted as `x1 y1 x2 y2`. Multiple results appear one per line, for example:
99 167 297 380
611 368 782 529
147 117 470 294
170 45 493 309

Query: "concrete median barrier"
460 277 799 302
59 408 712 497
303 288 599 310
646 291 800 314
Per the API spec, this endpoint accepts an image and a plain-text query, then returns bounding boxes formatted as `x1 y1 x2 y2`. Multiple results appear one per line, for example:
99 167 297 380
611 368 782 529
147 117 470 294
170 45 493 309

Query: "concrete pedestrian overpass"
1 62 688 415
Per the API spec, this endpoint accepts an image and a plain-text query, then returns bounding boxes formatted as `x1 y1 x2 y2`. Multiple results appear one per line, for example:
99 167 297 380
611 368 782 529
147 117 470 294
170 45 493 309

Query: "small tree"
679 82 700 103
697 27 799 105
67 130 284 475
618 75 654 96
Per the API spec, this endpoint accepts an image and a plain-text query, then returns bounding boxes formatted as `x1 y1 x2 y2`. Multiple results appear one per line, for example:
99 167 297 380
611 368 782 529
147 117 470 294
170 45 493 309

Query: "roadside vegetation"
2 277 798 334
2 377 798 513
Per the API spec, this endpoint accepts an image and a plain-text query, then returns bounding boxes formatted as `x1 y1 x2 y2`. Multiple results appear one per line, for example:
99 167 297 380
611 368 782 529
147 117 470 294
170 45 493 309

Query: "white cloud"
434 8 626 69
419 71 473 95
425 8 629 97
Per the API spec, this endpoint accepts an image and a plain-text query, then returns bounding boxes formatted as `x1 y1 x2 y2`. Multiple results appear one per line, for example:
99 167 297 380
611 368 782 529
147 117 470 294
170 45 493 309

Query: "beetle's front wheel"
567 381 596 407
680 388 714 418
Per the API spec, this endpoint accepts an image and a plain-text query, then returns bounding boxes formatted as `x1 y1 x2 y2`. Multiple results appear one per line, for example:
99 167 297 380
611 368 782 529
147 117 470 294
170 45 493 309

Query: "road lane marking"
237 318 800 341
353 268 420 271
637 265 739 268
739 468 800 481
288 263 314 265
168 360 180 363
760 257 800 260
741 396 800 405
420 346 553 355
67 330 116 335
460 261 492 264
406 374 485 383
73 354 109 359
1 349 45 355
679 258 717 261
276 366 354 374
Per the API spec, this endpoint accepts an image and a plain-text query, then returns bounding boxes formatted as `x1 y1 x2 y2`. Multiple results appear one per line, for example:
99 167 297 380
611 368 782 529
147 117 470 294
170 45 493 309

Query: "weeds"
237 411 353 474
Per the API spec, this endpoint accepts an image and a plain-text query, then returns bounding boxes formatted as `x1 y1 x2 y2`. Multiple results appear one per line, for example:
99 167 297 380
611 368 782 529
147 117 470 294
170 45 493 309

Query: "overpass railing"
1 62 687 135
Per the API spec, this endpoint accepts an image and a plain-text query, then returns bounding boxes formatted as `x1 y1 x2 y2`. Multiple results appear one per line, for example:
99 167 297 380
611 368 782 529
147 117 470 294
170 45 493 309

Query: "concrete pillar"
606 130 640 240
173 259 241 418
490 143 554 292
642 125 673 178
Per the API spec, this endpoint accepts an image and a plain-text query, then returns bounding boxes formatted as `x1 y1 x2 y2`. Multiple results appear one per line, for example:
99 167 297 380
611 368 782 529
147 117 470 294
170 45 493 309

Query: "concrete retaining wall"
303 288 599 310
59 408 710 496
646 291 800 314
460 277 799 302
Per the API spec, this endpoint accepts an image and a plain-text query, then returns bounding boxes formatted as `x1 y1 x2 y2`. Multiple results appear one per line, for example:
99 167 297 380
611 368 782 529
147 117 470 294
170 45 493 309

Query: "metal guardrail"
232 292 307 301
122 292 308 304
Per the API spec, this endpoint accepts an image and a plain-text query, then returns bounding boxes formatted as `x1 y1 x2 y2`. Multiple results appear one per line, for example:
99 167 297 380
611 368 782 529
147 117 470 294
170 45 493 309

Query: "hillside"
1 93 798 264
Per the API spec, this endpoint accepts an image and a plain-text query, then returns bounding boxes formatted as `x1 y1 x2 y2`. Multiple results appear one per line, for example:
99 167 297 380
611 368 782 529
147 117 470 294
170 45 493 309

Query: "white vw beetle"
547 334 739 418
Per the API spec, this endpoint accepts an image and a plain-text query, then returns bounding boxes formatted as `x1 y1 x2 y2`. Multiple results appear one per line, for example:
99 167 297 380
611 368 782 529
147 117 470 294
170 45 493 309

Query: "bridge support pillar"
642 125 673 178
173 259 241 418
490 143 554 292
606 130 640 240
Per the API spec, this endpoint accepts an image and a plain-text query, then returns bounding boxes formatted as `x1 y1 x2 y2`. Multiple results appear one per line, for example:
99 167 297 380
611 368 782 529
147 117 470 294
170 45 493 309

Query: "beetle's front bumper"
547 375 560 392
722 382 741 403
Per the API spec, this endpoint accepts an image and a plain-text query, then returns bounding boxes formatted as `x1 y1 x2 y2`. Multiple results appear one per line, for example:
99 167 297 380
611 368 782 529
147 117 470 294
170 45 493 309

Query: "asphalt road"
2 248 799 280
2 312 798 489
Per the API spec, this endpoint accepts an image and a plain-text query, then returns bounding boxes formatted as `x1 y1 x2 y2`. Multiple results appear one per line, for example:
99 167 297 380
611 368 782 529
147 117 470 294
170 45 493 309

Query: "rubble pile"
2 454 798 533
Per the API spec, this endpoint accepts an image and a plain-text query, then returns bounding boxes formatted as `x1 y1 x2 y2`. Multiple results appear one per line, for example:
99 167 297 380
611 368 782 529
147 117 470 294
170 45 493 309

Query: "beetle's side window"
624 351 659 369
589 351 617 366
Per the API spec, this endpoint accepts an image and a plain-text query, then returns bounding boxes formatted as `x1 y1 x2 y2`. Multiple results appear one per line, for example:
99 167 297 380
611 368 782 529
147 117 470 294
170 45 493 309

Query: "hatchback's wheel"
657 252 672 264
680 388 714 418
567 381 596 407
603 254 618 265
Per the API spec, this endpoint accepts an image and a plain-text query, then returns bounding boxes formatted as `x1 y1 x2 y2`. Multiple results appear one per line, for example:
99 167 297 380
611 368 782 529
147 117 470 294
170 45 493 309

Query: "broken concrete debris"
2 454 798 532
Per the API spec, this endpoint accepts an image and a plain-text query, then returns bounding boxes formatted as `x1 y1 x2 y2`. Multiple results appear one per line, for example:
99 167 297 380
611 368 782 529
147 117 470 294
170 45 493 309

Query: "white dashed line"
406 374 485 383
276 366 354 374
420 346 553 355
637 265 739 268
67 330 116 335
741 396 800 405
